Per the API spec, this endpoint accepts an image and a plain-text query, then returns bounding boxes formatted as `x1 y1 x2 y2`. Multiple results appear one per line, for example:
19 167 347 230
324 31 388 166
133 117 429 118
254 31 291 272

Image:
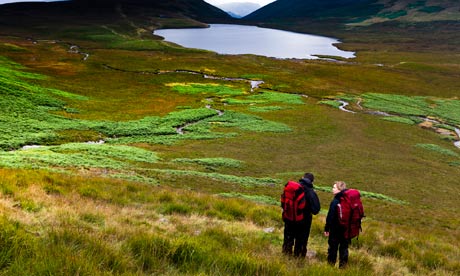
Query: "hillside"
0 0 459 275
0 0 233 28
244 0 460 26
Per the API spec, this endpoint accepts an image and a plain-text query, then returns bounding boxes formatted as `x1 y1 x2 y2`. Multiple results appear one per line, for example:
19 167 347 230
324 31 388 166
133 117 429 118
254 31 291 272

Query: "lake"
154 24 355 59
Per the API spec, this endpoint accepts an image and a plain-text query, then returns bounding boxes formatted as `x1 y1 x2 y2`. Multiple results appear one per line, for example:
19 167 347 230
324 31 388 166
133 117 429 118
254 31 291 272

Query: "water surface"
154 24 355 59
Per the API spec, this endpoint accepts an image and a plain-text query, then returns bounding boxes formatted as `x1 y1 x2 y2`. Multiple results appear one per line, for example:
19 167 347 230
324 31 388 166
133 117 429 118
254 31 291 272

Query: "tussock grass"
172 157 243 169
248 106 287 112
328 93 460 127
315 185 407 205
381 116 416 125
205 111 292 132
219 192 278 205
318 99 342 108
150 169 279 188
415 143 459 157
0 168 458 275
360 93 460 125
226 91 304 106
0 143 159 170
168 83 246 96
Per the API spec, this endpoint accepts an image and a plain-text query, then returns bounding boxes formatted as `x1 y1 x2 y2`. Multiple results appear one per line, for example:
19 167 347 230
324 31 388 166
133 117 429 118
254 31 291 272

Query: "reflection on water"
154 24 355 59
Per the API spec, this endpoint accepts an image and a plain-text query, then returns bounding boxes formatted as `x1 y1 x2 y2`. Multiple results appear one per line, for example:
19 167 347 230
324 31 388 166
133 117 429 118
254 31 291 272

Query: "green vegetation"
169 83 246 96
315 186 407 205
0 143 159 170
172 157 244 168
150 169 279 188
318 100 342 108
0 57 294 149
378 10 408 19
419 6 444 13
415 143 459 157
248 106 287 112
381 116 416 125
329 93 460 126
219 192 279 205
0 6 459 275
204 111 292 132
246 91 305 105
407 1 426 9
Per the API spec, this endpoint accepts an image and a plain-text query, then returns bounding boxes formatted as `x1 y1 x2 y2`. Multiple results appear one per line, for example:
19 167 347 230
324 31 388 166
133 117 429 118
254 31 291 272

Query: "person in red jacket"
324 181 349 268
282 172 321 258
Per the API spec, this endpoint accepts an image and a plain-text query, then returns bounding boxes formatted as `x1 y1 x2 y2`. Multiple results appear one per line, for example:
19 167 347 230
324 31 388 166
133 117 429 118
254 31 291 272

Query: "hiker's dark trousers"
327 231 349 268
282 219 311 258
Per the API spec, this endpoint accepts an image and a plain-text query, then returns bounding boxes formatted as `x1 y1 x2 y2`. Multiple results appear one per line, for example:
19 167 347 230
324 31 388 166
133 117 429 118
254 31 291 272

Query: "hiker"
281 172 321 258
324 181 364 268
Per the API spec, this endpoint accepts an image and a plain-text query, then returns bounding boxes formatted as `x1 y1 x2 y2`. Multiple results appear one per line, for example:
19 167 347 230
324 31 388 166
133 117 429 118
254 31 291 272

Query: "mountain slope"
0 0 232 24
244 0 460 26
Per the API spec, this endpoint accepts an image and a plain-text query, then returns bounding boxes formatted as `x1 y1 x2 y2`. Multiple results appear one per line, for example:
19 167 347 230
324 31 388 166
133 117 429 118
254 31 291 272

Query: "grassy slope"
0 9 459 276
244 0 460 24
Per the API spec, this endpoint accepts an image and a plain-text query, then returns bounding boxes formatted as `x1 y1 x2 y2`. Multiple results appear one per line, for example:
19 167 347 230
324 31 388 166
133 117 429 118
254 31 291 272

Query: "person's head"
332 181 347 195
303 173 314 182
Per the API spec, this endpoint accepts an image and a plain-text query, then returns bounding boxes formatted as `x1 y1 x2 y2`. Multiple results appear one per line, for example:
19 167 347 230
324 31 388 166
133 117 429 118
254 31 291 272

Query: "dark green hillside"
70 0 233 22
245 0 382 21
244 0 460 26
0 0 232 27
0 0 234 46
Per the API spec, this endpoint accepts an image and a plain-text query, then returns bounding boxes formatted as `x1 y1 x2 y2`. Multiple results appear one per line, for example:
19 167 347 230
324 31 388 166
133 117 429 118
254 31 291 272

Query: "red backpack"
337 189 365 239
281 181 306 222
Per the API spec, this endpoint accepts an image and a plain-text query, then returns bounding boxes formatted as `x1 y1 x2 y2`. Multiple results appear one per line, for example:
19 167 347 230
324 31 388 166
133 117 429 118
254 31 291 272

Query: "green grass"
169 83 246 96
0 14 459 275
149 169 280 188
227 91 304 105
219 192 279 205
318 100 342 108
0 143 159 170
315 185 407 205
418 6 444 14
172 157 244 168
407 1 426 9
330 93 460 126
415 143 459 157
0 56 295 149
248 106 287 112
381 116 416 125
378 10 408 19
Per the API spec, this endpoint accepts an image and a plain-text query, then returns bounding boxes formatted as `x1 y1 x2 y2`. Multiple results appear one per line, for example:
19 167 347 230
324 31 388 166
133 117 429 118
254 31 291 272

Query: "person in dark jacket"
324 181 349 268
282 172 321 258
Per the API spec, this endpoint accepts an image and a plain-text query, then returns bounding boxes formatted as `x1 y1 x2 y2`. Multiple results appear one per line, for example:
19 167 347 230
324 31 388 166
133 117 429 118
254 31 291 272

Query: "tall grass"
0 167 458 275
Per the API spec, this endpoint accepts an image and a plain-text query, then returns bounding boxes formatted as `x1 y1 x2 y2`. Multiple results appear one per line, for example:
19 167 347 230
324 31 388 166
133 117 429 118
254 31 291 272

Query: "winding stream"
337 100 460 149
338 100 355 114
454 128 460 149
68 45 90 61
176 104 224 135
103 65 265 92
27 38 90 61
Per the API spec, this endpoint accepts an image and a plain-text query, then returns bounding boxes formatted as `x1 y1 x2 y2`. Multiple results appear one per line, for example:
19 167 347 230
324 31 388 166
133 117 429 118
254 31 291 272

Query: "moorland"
0 0 459 275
